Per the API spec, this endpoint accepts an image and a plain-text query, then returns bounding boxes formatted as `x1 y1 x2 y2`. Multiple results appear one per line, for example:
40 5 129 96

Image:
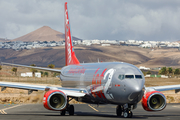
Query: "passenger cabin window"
125 75 134 79
135 75 142 79
118 75 124 80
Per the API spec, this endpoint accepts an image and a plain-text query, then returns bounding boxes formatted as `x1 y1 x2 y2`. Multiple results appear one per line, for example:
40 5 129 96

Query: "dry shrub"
166 96 175 103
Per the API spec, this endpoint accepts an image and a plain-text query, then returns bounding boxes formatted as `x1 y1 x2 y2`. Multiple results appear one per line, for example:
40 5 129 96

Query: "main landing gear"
60 104 74 116
116 104 133 118
60 97 74 116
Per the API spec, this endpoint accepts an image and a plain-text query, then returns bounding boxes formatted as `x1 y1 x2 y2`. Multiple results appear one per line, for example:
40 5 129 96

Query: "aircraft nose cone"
128 80 144 102
134 86 142 93
129 91 142 100
130 80 143 92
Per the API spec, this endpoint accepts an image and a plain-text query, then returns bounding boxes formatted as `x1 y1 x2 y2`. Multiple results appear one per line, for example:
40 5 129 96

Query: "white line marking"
0 110 7 114
0 110 3 114
173 106 180 108
2 110 7 114
2 104 23 111
0 104 24 114
88 105 99 112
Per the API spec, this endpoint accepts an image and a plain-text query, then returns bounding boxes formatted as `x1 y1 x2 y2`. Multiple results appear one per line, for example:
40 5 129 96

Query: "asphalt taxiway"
0 103 180 120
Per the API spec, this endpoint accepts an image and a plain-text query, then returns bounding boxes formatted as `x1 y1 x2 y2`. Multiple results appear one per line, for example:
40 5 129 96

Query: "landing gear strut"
60 109 66 116
60 104 74 116
116 105 122 116
60 97 75 116
116 104 133 118
68 105 74 115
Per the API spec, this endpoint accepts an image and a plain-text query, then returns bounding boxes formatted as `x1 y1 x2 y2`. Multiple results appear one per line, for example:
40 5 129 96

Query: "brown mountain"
1 45 180 68
12 26 81 42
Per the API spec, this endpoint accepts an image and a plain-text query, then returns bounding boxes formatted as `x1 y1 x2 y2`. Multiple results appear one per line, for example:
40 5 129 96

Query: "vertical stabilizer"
64 2 80 66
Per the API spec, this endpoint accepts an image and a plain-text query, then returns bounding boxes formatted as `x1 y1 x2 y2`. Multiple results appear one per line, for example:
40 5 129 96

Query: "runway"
0 103 180 120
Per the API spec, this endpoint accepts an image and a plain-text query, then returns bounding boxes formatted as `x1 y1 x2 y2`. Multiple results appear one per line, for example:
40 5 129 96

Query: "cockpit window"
125 75 134 79
135 75 142 79
118 75 124 80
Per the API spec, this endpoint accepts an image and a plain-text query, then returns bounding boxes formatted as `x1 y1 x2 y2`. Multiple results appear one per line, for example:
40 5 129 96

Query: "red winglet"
64 2 80 66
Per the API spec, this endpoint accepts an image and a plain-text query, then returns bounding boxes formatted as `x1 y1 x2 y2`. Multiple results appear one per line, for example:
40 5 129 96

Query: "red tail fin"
64 2 80 66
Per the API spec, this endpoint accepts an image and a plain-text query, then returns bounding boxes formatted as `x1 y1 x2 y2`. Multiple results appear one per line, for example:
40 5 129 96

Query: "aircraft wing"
146 84 180 93
1 62 61 73
0 82 86 97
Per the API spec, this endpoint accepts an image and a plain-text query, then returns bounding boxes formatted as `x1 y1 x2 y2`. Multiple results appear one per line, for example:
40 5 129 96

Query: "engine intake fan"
43 90 67 111
142 91 166 111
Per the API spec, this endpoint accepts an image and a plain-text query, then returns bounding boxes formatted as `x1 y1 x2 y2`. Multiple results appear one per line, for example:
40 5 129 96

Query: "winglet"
64 2 80 66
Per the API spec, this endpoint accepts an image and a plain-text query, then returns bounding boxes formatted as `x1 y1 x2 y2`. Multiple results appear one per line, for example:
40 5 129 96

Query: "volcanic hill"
12 26 81 42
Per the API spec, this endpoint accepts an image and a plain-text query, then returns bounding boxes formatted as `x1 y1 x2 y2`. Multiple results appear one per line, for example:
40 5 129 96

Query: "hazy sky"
1 0 180 41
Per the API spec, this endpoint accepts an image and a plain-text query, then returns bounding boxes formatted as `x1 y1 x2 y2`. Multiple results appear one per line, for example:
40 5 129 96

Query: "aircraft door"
79 73 85 87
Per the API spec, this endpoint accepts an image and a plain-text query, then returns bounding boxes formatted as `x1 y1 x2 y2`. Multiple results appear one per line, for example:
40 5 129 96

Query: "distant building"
139 66 150 70
101 44 111 46
35 72 41 78
21 72 33 77
140 43 152 48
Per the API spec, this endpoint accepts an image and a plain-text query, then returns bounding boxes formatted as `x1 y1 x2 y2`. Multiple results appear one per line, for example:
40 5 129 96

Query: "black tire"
128 111 133 118
60 110 66 116
123 111 129 118
68 105 74 115
116 105 122 116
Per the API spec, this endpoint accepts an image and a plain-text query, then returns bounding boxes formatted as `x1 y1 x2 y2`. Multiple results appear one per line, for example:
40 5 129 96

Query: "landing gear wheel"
123 111 129 118
123 110 133 118
60 110 66 116
68 105 74 115
116 105 122 116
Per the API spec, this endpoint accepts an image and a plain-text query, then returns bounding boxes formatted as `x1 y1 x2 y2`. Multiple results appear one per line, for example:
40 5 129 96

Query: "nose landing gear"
116 104 133 118
123 110 133 118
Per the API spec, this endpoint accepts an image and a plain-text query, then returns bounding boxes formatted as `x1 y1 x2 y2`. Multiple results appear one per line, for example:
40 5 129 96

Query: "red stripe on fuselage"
91 68 100 98
91 68 107 99
100 68 107 99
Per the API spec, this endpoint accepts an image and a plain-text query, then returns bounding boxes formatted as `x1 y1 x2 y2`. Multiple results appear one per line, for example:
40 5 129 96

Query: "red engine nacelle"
43 90 67 111
142 91 166 111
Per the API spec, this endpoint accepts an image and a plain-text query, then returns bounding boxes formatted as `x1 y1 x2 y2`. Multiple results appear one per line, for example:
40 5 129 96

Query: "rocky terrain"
0 45 180 68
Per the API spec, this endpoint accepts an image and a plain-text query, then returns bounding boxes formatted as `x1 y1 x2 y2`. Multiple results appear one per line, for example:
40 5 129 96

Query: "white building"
139 66 150 70
101 44 111 46
140 43 152 48
35 72 41 78
21 72 33 77
167 42 180 47
127 40 136 43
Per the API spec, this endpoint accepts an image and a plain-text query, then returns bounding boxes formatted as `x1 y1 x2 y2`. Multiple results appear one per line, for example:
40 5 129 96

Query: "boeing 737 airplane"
1 2 180 118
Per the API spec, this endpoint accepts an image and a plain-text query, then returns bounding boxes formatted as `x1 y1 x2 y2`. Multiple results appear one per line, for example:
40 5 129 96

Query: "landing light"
80 90 84 93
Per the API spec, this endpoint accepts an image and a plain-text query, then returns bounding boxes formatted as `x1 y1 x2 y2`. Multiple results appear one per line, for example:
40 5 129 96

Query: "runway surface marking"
88 105 99 112
173 105 180 108
0 104 24 114
0 110 7 114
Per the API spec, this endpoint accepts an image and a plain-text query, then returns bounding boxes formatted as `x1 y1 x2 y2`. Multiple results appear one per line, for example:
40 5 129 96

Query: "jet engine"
142 91 166 111
43 90 67 111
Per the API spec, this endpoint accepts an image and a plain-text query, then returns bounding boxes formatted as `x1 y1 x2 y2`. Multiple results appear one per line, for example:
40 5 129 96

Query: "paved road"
0 103 180 120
